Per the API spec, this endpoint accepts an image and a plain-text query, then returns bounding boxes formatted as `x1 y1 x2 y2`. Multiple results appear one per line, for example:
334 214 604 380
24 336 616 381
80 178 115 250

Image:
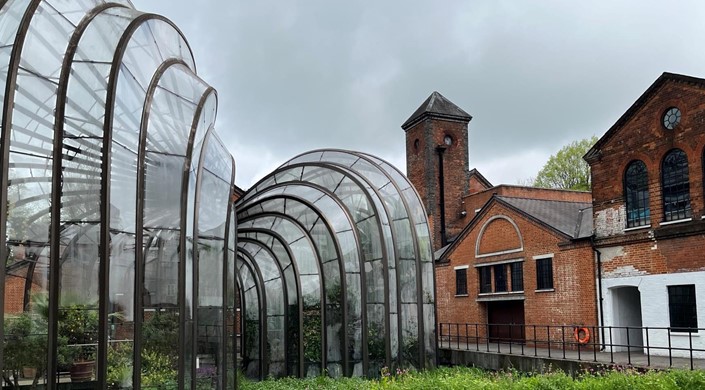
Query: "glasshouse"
0 1 436 389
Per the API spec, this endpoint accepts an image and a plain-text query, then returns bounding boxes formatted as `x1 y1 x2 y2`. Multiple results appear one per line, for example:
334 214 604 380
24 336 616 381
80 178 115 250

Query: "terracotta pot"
70 360 95 382
22 367 36 379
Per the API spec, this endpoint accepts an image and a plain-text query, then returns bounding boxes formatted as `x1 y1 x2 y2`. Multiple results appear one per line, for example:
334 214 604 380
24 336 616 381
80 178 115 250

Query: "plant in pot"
2 306 71 389
58 303 99 382
2 313 45 389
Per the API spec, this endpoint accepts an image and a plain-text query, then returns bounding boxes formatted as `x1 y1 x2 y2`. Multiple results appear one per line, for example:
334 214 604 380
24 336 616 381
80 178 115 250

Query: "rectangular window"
511 262 524 292
536 257 553 290
479 267 492 294
455 268 468 295
668 285 698 332
494 264 507 292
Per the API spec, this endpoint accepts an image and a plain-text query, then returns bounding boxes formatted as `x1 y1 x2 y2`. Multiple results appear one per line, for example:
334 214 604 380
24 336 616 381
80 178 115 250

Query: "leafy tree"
533 136 598 191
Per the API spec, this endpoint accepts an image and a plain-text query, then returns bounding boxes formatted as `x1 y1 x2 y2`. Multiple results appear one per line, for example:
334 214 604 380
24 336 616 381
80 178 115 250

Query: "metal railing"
438 322 705 370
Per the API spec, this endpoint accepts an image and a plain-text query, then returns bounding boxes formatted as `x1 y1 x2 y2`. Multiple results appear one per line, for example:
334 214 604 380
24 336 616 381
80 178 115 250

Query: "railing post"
508 324 512 354
689 330 694 370
562 325 566 359
547 325 551 358
521 324 524 356
626 326 631 365
534 325 537 357
465 323 469 350
456 323 460 350
475 324 479 351
486 323 490 352
645 327 650 367
668 327 673 368
609 326 614 364
592 325 597 362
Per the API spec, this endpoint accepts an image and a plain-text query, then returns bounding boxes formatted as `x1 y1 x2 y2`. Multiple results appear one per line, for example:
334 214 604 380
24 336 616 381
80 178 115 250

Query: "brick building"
585 72 705 357
404 92 598 344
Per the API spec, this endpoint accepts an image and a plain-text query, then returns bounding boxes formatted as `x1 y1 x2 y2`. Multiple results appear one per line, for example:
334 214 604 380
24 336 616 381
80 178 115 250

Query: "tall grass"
239 366 705 390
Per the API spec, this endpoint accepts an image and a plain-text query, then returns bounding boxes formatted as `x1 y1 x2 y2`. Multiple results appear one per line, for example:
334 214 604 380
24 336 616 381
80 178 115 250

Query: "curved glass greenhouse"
236 150 436 380
0 1 435 389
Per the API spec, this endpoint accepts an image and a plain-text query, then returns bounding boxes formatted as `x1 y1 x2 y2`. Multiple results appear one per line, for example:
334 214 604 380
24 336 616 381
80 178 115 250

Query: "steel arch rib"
238 189 353 375
49 3 132 384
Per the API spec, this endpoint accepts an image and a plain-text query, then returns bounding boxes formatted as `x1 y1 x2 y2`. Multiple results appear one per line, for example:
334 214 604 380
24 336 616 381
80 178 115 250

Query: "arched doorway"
610 286 644 352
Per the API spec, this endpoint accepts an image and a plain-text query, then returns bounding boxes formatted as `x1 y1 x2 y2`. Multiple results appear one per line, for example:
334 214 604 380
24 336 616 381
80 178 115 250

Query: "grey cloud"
135 0 705 188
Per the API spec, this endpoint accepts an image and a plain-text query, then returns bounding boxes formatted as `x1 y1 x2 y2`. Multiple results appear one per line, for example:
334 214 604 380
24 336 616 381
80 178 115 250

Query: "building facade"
404 92 598 345
585 72 705 357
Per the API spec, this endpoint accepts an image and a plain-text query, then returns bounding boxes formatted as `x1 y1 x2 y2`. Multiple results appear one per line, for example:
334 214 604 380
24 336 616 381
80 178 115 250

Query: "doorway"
610 286 644 352
488 300 525 343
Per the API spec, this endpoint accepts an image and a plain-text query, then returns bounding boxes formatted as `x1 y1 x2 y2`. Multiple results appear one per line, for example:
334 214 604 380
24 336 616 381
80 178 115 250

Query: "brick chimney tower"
402 91 472 251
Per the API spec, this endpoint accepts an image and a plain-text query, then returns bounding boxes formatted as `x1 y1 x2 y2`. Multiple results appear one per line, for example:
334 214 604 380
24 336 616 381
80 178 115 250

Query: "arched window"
662 149 691 221
625 160 650 228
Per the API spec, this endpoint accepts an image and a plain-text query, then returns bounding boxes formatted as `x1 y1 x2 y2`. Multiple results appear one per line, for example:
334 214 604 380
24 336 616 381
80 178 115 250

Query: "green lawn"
239 366 705 390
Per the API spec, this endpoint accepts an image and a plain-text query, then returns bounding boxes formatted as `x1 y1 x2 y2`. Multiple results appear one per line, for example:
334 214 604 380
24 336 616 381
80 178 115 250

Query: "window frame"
661 149 691 222
479 266 492 294
511 262 524 292
534 255 554 291
454 266 468 296
493 264 507 292
667 284 698 333
624 160 650 228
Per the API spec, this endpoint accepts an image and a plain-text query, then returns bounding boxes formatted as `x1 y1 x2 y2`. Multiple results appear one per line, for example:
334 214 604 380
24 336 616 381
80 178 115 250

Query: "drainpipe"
593 241 606 351
436 145 447 246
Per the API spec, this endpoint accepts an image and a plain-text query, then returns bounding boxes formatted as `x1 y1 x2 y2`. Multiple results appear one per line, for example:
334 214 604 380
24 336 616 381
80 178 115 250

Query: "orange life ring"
574 327 590 344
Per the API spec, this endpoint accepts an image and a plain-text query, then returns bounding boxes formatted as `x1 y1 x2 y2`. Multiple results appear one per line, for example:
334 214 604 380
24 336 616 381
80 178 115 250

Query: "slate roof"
498 196 593 239
434 244 452 261
401 91 472 130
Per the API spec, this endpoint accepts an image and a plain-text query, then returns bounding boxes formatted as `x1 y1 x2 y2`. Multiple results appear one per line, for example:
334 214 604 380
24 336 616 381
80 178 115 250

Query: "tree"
533 136 598 191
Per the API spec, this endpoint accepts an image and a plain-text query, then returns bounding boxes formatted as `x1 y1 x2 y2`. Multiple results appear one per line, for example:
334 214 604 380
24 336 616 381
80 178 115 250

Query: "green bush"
236 366 705 390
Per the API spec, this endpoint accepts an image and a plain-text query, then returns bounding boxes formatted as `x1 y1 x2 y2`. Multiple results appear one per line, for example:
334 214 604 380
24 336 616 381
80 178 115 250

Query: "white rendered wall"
601 271 705 358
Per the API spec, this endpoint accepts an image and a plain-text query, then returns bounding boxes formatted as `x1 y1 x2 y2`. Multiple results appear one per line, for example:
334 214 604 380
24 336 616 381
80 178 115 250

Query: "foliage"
2 304 71 388
366 322 386 361
533 136 598 191
141 349 177 389
142 310 179 360
141 311 180 388
2 313 47 389
196 366 217 389
302 310 322 362
107 343 133 389
58 303 99 362
237 366 705 390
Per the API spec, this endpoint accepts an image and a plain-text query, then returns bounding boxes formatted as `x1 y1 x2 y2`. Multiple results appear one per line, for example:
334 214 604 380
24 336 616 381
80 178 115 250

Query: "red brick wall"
468 175 491 195
4 274 27 314
477 217 521 255
589 77 705 276
436 202 597 342
406 117 471 249
590 79 705 229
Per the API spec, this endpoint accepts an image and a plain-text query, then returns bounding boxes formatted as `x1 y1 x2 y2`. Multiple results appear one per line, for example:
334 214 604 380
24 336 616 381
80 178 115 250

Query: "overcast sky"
134 0 705 189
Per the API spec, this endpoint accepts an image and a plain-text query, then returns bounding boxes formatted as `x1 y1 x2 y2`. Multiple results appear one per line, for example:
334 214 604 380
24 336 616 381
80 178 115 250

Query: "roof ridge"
401 91 472 130
497 195 591 205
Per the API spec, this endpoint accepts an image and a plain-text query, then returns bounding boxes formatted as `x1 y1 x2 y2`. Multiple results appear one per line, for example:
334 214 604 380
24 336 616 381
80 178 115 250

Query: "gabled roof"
468 168 493 189
498 197 593 239
437 195 592 262
585 72 705 162
401 91 472 130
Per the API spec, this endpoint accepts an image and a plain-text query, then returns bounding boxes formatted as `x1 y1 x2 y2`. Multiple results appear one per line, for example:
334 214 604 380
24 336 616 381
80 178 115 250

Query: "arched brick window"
662 149 691 221
625 160 650 228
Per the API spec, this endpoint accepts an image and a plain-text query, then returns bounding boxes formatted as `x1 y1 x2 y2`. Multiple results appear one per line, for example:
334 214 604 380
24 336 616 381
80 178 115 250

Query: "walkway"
438 339 705 371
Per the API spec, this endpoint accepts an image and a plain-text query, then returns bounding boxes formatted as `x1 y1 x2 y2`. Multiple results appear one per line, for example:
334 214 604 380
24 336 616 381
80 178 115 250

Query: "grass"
239 366 705 390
